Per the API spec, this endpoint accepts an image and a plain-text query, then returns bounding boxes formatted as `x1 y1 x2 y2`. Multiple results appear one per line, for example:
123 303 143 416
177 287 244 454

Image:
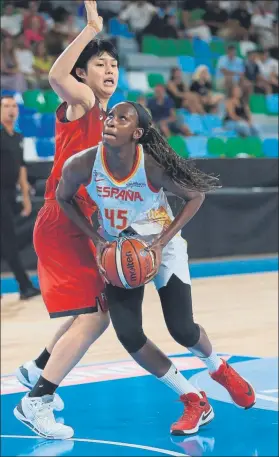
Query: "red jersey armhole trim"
147 179 160 193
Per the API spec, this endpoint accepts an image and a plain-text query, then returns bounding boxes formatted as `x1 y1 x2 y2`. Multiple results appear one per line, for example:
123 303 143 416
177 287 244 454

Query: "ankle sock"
158 363 202 398
29 375 58 397
34 348 51 370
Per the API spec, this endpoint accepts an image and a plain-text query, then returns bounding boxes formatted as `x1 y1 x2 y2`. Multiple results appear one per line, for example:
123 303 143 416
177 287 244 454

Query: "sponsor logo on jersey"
128 181 146 188
96 186 144 202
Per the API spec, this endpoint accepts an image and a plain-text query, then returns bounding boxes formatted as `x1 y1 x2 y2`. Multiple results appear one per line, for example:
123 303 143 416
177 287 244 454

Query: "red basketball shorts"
33 200 107 318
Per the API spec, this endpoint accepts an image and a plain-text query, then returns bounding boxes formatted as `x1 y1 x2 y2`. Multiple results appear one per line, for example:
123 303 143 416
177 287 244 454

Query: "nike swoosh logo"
202 408 212 421
246 383 253 396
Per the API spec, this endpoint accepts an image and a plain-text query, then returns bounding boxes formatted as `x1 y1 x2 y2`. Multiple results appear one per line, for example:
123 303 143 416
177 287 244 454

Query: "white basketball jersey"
86 143 161 237
86 143 191 289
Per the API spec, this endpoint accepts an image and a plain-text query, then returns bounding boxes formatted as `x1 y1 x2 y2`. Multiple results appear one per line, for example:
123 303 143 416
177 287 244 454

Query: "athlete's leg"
106 284 212 435
158 274 255 410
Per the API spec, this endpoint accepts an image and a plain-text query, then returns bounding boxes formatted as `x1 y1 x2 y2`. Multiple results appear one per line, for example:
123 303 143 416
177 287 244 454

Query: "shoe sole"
171 406 215 436
13 406 73 440
15 367 33 390
15 367 64 412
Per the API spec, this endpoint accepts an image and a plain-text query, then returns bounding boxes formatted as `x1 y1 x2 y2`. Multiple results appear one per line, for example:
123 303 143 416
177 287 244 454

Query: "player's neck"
105 143 137 178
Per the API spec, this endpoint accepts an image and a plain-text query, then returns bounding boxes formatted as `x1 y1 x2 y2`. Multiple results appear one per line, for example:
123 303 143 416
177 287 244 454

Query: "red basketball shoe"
210 359 256 409
171 391 214 435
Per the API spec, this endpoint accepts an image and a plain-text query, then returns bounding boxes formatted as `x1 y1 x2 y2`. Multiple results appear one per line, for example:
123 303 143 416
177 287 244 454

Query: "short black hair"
71 39 119 82
227 45 236 51
1 94 15 103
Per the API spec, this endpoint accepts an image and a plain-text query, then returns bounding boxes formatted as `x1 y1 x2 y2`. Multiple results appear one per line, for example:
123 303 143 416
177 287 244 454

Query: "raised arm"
48 1 102 107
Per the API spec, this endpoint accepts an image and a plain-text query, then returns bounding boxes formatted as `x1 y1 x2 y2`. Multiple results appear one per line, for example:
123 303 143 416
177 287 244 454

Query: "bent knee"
76 310 110 338
168 322 200 348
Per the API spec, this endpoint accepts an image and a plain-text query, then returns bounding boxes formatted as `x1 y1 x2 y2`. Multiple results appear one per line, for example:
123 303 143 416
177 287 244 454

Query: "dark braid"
140 125 220 192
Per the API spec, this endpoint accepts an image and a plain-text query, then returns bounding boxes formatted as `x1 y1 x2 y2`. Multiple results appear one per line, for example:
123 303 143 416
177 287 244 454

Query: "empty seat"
23 90 46 110
266 94 279 115
126 90 143 102
249 94 267 114
43 90 62 113
127 72 149 92
167 136 188 158
108 18 134 38
178 56 196 73
118 67 130 91
36 137 55 158
202 114 222 134
18 115 38 137
23 137 38 161
193 38 210 57
184 114 204 134
185 136 208 158
207 137 226 157
38 114 55 138
262 138 278 157
147 73 165 88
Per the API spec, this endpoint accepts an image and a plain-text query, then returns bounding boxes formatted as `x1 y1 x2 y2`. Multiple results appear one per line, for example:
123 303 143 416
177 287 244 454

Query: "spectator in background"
1 3 23 37
1 36 27 93
24 16 45 48
97 0 124 23
0 95 40 300
215 45 244 92
119 1 158 46
220 0 252 40
257 49 279 93
224 85 260 137
203 0 229 37
181 0 211 42
33 42 53 89
15 33 37 89
23 0 47 35
53 10 84 49
147 84 192 138
244 50 272 94
190 65 224 113
252 2 276 49
161 14 180 39
166 67 205 114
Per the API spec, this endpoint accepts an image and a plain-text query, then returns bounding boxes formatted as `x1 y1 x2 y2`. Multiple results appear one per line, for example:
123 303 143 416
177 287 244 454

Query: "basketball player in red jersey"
14 1 119 432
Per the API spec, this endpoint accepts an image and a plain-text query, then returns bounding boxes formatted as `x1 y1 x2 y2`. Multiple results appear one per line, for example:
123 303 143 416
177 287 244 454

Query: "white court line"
0 435 187 457
256 394 278 403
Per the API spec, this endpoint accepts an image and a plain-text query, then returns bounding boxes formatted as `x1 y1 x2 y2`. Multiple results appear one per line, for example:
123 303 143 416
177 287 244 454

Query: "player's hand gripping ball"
100 237 156 288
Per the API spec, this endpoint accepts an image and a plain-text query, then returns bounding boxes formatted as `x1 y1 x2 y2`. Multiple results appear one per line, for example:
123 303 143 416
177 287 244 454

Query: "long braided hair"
127 102 220 192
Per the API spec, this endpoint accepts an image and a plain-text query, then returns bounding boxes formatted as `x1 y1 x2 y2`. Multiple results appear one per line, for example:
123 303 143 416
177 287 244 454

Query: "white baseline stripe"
0 435 187 457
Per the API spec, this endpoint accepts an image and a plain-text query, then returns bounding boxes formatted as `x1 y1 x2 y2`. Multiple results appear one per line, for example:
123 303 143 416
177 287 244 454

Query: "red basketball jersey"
44 99 106 215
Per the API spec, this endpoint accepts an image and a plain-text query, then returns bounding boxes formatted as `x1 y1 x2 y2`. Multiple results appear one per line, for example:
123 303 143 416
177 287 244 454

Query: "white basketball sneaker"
14 394 74 440
15 361 64 411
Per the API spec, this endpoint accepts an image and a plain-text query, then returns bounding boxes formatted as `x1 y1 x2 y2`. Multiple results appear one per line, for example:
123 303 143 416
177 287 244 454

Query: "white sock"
201 351 223 374
158 363 202 398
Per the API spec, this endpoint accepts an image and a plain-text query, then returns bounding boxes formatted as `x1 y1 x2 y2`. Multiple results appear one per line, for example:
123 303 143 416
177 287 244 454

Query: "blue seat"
178 56 196 73
184 114 205 134
185 136 209 158
1 89 17 97
108 91 126 109
108 18 134 38
202 114 222 135
36 138 55 158
193 38 210 57
118 67 130 91
38 114 55 138
18 115 38 137
266 94 278 114
262 138 278 157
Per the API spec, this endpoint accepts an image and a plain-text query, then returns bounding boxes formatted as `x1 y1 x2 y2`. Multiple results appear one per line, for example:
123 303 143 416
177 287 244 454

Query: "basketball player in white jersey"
15 102 255 438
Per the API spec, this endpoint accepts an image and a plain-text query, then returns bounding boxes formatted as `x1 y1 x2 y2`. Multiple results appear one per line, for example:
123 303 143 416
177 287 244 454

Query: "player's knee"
76 311 110 341
115 326 147 354
168 321 200 348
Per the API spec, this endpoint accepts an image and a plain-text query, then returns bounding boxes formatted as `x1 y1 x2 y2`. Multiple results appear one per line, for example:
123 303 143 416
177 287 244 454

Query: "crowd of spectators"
1 0 278 138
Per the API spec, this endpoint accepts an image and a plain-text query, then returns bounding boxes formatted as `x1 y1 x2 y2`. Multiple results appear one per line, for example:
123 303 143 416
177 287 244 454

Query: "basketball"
101 237 156 288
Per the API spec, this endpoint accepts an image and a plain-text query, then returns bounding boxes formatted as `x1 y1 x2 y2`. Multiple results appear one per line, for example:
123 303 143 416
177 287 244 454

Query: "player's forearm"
49 26 97 82
57 195 103 245
155 194 205 248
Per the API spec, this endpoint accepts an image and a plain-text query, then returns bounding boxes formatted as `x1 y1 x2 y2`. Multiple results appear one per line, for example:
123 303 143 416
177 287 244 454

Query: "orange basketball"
101 237 155 288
